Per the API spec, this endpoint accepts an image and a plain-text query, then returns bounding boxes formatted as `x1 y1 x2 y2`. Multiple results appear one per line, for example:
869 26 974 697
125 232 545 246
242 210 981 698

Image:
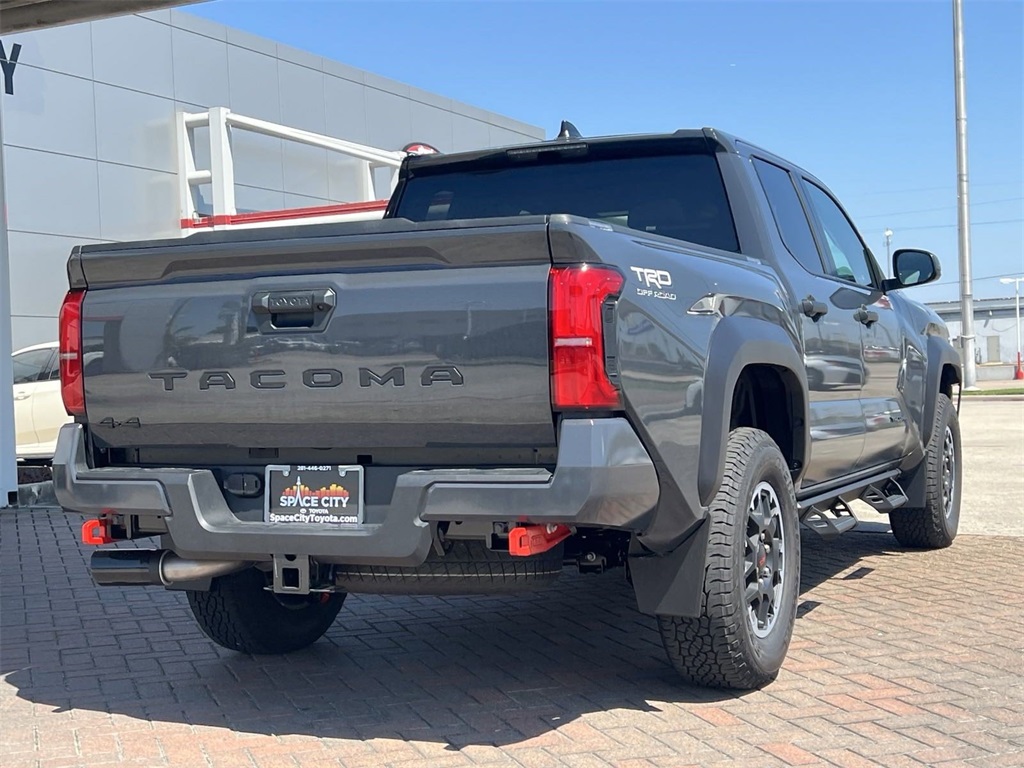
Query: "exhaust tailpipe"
90 549 247 586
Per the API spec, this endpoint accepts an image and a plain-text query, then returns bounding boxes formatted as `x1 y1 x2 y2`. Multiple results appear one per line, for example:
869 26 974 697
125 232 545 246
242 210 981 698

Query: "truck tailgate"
73 220 556 452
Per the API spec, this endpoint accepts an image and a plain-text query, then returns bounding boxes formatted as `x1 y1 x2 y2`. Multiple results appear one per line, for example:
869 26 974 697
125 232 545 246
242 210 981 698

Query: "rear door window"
752 158 825 275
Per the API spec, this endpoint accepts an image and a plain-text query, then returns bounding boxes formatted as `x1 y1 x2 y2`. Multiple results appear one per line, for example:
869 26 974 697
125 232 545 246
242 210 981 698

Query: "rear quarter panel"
549 218 798 551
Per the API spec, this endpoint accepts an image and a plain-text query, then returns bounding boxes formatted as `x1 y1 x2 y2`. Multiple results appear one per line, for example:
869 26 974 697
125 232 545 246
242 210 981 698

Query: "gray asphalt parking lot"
1 400 1022 768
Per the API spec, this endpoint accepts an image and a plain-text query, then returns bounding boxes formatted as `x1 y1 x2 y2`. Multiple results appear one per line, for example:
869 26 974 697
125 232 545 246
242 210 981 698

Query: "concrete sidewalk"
968 377 1024 391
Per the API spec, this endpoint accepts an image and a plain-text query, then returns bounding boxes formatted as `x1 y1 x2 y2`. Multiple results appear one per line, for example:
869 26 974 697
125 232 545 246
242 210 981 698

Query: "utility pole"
953 0 977 389
884 228 893 264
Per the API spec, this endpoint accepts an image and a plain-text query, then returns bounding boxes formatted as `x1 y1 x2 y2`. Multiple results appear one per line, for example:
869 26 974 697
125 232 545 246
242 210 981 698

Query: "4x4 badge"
97 417 141 429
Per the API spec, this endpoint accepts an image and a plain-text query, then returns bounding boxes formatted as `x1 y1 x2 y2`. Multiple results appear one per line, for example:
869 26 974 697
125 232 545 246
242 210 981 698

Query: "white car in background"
12 342 73 461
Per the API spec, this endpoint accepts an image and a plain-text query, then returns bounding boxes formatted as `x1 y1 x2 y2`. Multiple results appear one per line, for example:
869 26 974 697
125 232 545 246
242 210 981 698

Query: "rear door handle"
800 296 829 320
14 391 30 401
854 306 879 327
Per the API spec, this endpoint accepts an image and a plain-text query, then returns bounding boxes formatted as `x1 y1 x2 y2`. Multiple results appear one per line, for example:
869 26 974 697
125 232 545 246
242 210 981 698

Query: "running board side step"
797 468 899 512
800 500 858 541
860 478 908 512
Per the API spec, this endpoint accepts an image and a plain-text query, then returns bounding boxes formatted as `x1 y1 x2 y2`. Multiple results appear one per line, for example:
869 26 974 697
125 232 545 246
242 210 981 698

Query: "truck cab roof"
400 127 828 197
402 127 745 172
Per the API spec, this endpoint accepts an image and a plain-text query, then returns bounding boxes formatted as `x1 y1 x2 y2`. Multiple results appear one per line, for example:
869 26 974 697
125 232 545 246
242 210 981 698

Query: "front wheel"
658 428 800 690
890 393 961 549
187 567 345 654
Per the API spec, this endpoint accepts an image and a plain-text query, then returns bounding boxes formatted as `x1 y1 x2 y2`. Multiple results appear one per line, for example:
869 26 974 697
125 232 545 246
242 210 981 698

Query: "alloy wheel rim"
744 481 785 639
941 425 956 519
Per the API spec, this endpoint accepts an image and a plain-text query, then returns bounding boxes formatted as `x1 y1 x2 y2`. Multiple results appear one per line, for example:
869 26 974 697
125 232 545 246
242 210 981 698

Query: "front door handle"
13 391 30 401
854 306 879 327
800 296 829 320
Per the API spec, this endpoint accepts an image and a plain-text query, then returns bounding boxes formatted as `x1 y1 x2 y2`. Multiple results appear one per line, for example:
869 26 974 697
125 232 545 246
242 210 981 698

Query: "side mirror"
883 248 941 291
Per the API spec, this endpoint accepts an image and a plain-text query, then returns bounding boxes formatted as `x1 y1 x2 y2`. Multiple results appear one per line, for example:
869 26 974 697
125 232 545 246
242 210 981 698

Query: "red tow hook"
81 518 114 545
508 524 572 556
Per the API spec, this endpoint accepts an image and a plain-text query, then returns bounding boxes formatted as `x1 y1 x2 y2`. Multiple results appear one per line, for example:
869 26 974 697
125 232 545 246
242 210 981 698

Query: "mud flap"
628 519 710 617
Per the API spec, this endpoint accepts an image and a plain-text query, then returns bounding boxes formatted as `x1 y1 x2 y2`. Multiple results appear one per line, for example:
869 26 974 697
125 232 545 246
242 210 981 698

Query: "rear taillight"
59 290 85 416
549 264 624 410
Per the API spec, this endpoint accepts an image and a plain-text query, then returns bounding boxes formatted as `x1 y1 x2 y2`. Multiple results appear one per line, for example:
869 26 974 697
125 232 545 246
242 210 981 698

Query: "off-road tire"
657 428 800 690
890 394 961 549
333 539 563 595
187 567 344 654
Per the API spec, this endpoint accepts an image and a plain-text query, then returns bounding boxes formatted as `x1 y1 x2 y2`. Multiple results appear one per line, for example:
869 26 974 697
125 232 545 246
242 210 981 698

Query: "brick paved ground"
1 509 1022 767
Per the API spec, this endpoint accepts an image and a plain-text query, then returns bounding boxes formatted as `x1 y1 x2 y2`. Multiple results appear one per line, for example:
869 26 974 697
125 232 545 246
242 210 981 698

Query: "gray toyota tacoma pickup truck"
53 127 962 690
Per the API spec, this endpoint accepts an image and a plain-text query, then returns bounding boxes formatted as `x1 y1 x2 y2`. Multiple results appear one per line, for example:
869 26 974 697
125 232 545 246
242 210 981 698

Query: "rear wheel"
187 567 345 654
891 394 961 549
658 428 800 690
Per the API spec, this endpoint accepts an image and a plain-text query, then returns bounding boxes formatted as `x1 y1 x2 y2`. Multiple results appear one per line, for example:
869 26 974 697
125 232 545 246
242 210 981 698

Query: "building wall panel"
172 27 230 108
3 67 96 159
97 162 179 242
91 16 174 99
4 148 101 240
94 84 176 172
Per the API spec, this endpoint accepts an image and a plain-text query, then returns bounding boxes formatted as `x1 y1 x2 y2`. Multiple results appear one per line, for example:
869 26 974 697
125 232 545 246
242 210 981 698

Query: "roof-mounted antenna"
557 120 582 140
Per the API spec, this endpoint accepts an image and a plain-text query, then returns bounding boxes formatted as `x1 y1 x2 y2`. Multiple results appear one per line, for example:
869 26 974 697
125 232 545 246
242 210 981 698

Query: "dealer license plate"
264 464 364 525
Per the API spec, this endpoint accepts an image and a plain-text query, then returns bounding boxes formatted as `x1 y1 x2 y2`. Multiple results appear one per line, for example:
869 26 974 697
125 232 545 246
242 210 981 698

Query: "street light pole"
1001 277 1024 380
953 0 978 389
884 228 893 264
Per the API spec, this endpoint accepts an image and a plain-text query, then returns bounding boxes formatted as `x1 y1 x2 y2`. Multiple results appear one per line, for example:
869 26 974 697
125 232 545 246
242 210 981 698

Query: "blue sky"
191 0 1023 303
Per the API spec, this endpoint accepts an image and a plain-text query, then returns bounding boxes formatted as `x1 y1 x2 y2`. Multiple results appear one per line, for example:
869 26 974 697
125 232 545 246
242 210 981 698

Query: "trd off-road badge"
630 266 677 301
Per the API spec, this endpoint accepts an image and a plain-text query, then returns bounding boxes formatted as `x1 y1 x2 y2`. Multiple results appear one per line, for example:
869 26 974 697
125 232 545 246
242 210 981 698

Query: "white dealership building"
0 7 543 502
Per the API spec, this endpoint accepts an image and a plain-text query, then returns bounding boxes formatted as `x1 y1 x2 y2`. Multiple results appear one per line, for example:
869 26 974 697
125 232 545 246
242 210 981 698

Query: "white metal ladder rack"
177 108 409 234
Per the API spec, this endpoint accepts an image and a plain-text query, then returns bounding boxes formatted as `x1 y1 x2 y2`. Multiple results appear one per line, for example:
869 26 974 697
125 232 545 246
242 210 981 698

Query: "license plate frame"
263 464 364 525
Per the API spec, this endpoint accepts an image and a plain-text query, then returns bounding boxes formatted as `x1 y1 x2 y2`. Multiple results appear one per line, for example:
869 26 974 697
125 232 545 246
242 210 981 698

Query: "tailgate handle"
252 289 335 331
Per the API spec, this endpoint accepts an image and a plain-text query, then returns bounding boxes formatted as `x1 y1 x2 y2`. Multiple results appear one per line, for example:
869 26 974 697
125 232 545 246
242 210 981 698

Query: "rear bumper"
53 419 659 567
